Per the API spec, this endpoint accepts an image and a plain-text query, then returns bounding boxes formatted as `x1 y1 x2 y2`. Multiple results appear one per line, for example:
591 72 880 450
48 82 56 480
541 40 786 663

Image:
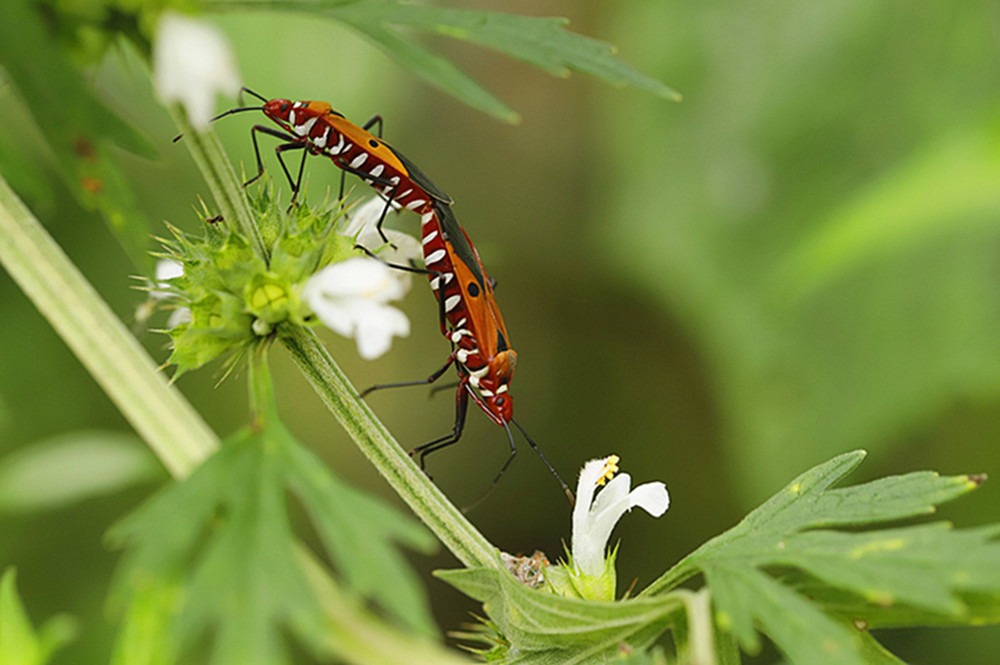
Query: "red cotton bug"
205 88 572 504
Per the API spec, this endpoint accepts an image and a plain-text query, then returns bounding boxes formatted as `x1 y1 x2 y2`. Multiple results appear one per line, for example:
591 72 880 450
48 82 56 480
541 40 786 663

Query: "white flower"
152 11 241 129
304 257 410 360
571 455 670 577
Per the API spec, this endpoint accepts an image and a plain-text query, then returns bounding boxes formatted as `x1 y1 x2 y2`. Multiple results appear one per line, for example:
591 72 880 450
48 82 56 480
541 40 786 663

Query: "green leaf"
0 431 162 513
0 0 156 269
211 0 679 121
437 565 685 663
108 412 435 663
0 569 76 665
643 452 996 664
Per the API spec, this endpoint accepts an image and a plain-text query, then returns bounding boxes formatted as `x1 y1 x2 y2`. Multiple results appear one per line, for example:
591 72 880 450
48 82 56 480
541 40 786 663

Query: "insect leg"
359 355 455 399
411 385 469 471
361 114 384 138
246 124 299 187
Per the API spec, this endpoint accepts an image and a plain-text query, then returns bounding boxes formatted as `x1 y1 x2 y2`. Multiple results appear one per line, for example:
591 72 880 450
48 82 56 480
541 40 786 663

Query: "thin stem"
0 175 219 477
281 327 497 568
172 109 269 262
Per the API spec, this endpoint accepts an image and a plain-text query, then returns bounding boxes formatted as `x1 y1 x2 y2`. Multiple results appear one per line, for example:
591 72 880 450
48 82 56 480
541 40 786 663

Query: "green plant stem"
281 328 497 568
173 109 268 262
0 175 219 477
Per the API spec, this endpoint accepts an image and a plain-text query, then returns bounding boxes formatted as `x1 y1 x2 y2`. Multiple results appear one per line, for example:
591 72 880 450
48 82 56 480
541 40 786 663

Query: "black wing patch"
434 203 485 288
383 144 453 205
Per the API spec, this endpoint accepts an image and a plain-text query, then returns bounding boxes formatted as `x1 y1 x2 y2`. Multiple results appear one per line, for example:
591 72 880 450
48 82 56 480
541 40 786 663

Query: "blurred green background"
2 1 999 662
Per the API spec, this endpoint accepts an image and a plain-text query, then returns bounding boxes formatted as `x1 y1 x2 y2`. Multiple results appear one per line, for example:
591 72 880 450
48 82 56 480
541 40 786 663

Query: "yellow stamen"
597 455 620 486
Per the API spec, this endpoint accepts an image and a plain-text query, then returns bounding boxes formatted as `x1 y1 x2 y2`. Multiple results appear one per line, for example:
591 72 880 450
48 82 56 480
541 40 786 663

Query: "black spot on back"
369 139 380 148
467 282 480 298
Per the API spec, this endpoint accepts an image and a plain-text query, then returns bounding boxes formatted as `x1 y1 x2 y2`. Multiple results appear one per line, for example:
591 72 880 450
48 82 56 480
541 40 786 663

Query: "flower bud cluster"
154 189 361 376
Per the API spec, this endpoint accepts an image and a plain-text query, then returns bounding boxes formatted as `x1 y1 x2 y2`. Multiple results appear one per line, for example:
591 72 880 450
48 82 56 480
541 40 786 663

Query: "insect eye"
280 102 289 112
467 282 480 298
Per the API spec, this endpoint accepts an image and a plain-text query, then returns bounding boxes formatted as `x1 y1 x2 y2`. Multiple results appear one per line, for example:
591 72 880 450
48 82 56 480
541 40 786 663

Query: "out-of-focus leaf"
0 431 162 513
108 574 180 665
283 437 437 635
0 0 156 269
779 569 1000 630
107 410 435 664
0 568 77 665
601 3 1000 504
643 452 996 664
209 0 678 122
777 116 1000 300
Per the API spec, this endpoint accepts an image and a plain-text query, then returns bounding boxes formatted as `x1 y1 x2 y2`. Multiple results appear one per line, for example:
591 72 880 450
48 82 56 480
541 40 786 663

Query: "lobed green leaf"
642 452 995 664
108 411 436 663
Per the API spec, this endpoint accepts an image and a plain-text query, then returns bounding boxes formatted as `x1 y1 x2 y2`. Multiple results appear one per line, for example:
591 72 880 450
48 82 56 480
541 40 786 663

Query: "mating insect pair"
205 88 572 505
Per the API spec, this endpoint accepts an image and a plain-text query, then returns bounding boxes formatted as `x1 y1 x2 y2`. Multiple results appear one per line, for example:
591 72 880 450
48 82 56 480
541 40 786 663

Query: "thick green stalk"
0 175 218 477
281 328 497 568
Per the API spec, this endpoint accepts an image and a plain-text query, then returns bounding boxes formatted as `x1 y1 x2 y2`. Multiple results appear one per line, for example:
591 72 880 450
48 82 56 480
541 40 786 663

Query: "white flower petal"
304 257 410 360
153 12 241 129
151 259 184 300
589 473 632 520
166 307 192 329
354 306 410 359
629 482 670 517
572 458 611 551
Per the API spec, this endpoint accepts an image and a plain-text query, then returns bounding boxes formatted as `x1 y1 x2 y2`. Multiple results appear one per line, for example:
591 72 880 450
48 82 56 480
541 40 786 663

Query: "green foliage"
208 0 678 122
0 569 77 665
106 401 436 665
0 431 162 513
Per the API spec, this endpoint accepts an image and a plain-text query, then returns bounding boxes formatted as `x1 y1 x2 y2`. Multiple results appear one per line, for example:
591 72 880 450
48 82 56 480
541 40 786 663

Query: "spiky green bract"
436 564 686 665
546 547 618 602
0 568 77 665
159 186 357 376
642 450 999 665
106 399 438 665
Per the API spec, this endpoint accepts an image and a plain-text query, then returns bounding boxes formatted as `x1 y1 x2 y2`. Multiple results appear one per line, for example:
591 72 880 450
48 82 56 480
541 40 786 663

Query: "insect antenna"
461 419 574 513
511 417 575 505
171 105 264 143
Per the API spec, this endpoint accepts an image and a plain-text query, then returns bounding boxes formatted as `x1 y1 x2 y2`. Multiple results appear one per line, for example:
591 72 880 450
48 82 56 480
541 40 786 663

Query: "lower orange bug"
361 199 573 507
